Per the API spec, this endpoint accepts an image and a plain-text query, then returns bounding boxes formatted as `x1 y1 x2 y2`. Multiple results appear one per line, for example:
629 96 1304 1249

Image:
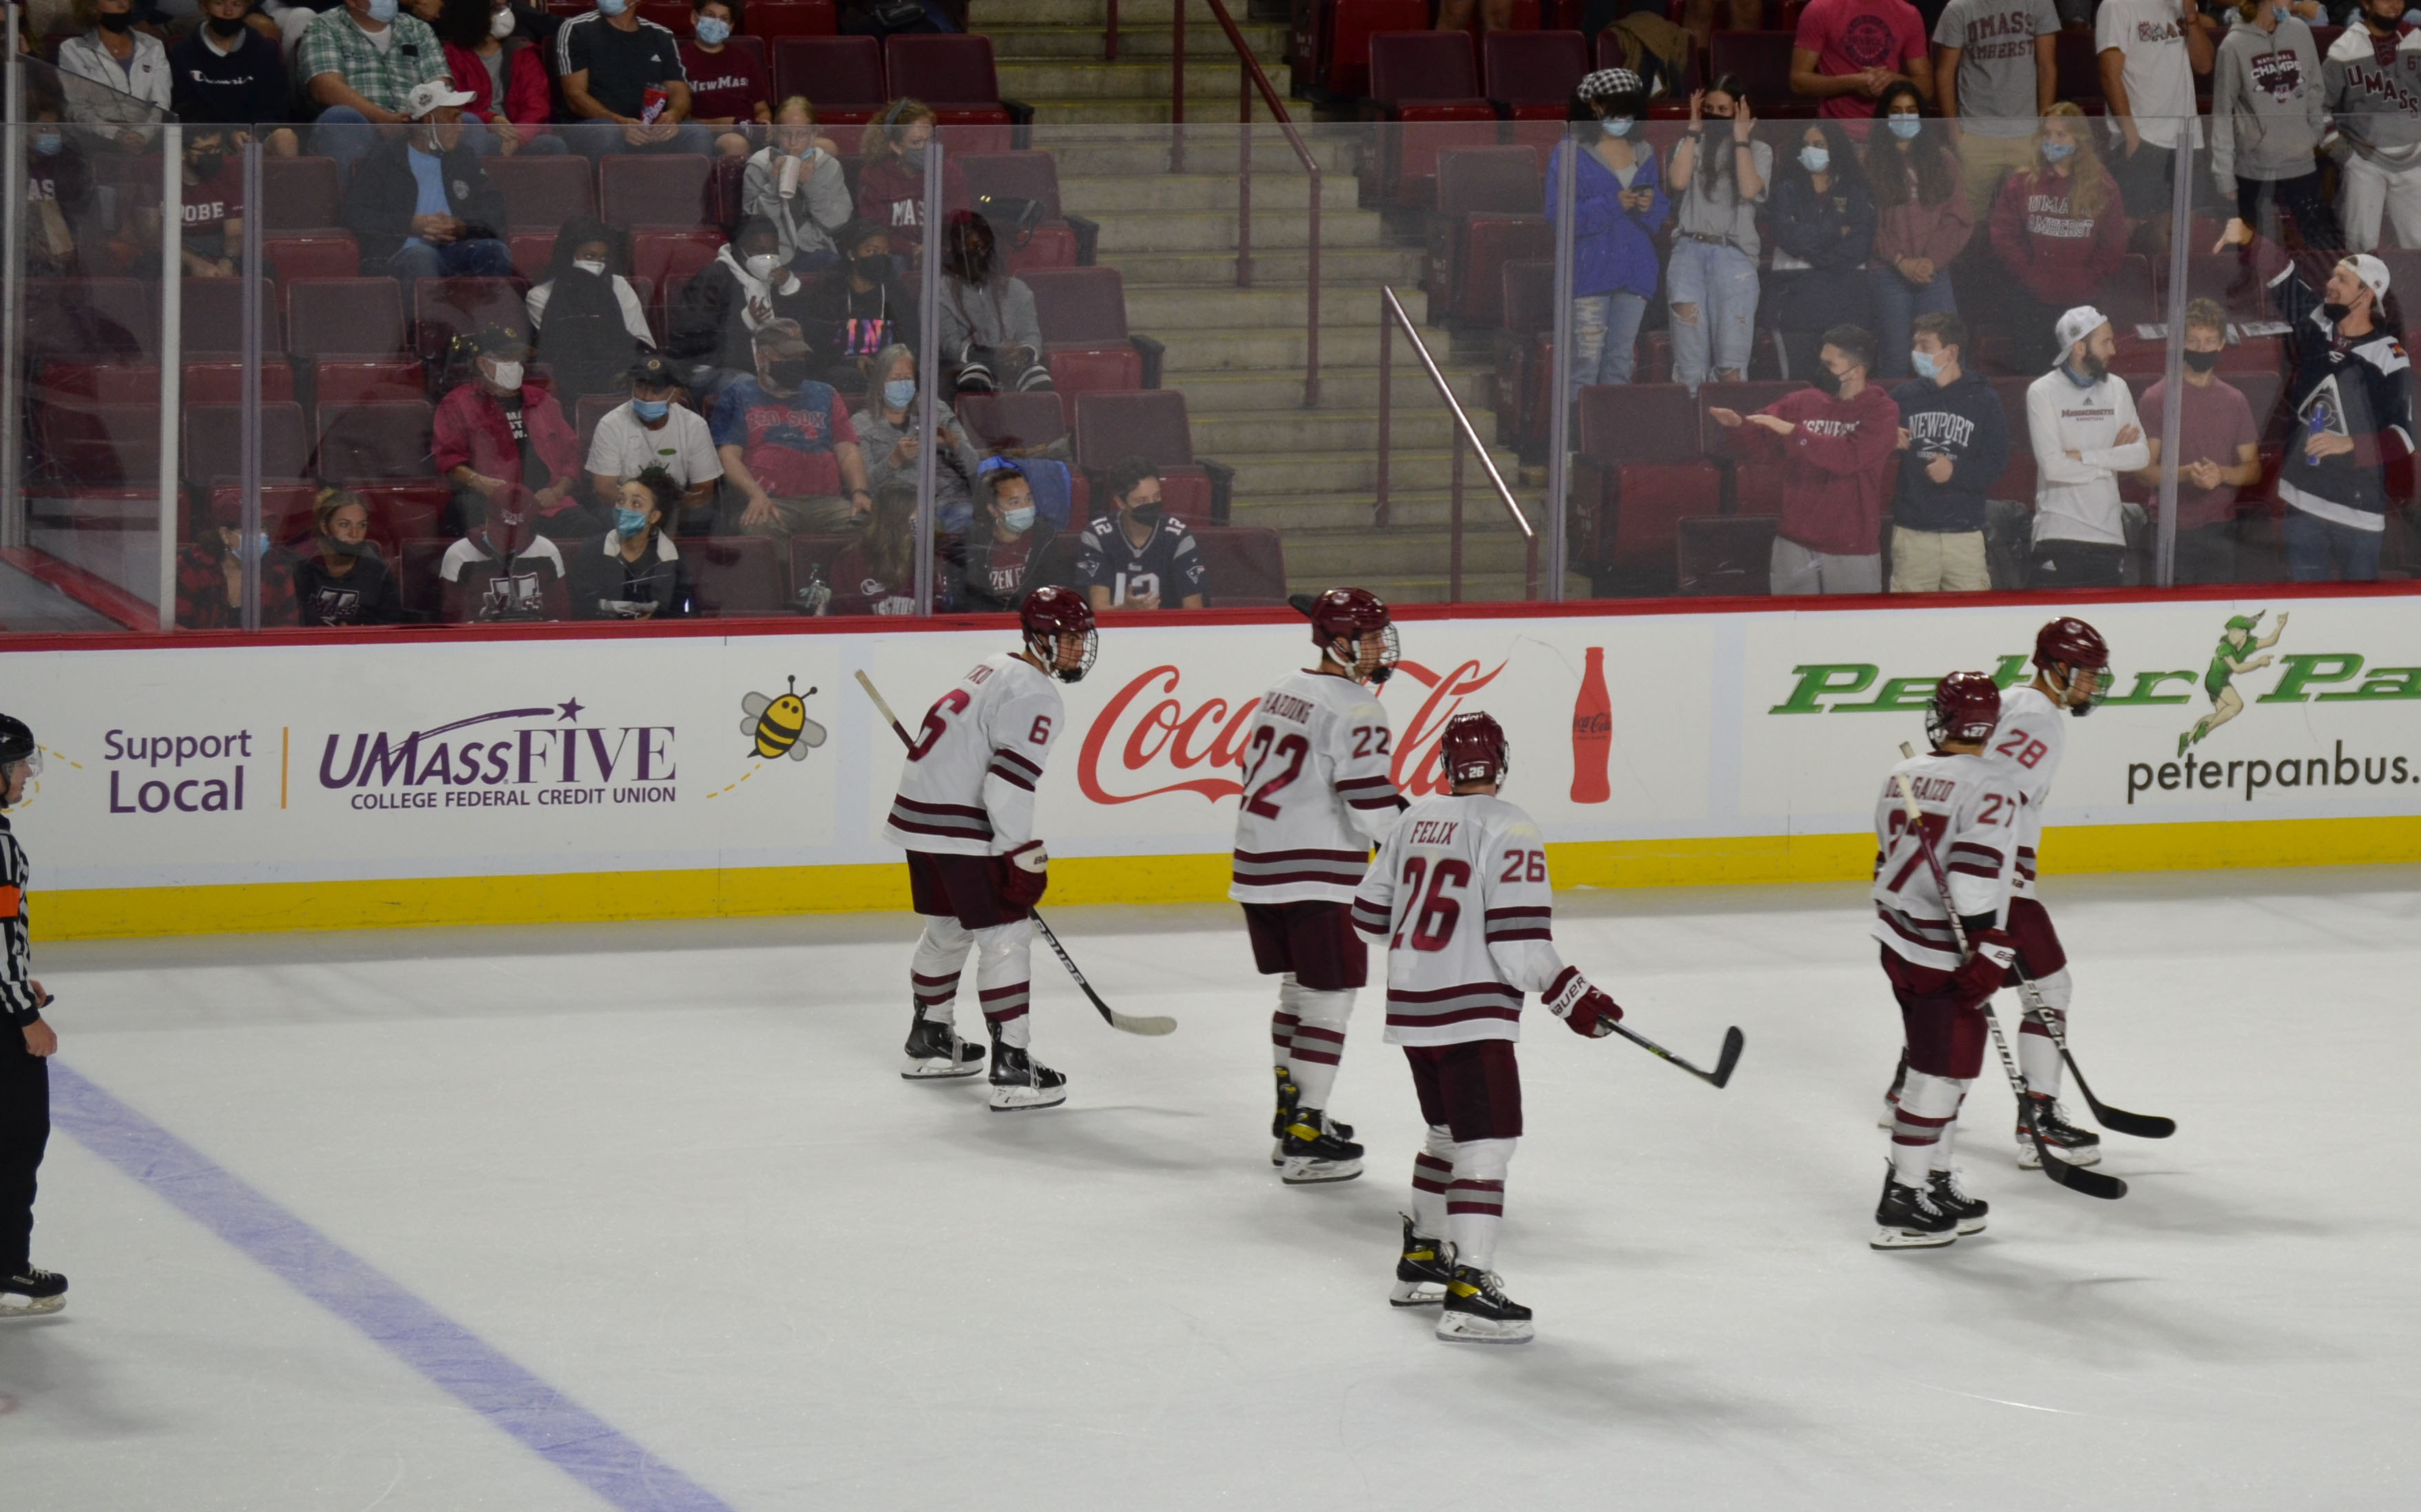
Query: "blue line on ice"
50 1061 738 1512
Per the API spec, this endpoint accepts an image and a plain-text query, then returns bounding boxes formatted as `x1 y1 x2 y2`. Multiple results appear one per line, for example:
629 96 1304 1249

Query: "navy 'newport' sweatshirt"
1888 369 2011 534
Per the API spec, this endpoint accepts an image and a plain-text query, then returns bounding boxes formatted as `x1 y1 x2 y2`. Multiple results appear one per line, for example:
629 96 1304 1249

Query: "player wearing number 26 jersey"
1232 588 1405 1186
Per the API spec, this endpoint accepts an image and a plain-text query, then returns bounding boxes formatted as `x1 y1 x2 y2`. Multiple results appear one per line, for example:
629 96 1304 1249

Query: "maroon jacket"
432 380 584 523
853 154 972 258
1988 165 2126 306
1736 384 1903 556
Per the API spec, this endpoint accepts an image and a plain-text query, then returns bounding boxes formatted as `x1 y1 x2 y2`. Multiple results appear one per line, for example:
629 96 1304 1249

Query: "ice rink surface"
3 865 2416 1511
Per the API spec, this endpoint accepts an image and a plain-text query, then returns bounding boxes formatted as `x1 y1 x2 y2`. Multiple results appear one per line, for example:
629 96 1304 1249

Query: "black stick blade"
1287 592 1320 618
2086 1104 2176 1140
2022 1110 2128 1199
1708 1027 1745 1089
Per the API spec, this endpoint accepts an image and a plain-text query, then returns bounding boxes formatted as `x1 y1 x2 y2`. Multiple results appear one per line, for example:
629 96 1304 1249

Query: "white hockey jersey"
1228 669 1405 905
1983 683 2066 901
1871 751 2022 972
1350 793 1568 1047
880 651 1063 857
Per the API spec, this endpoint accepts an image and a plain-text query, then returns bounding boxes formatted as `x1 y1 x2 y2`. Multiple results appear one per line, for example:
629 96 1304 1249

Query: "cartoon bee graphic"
741 677 827 761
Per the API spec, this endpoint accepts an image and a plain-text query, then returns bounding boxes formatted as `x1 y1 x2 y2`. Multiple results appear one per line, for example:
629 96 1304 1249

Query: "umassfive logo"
315 697 678 811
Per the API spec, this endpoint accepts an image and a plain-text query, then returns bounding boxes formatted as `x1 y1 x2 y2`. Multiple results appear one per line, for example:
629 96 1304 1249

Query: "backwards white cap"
2342 252 2391 306
2055 304 2109 355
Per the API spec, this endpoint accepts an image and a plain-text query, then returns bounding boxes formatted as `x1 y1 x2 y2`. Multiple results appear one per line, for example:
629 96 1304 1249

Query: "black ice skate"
901 1012 985 1080
1390 1214 1451 1307
1872 1169 1960 1250
1436 1263 1533 1344
1277 1107 1363 1185
0 1266 67 1318
2015 1091 2102 1169
1926 1168 1989 1235
987 1028 1067 1112
1270 1068 1353 1167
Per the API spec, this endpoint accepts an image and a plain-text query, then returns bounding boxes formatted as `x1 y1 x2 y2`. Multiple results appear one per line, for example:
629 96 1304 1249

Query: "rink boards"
8 586 2421 937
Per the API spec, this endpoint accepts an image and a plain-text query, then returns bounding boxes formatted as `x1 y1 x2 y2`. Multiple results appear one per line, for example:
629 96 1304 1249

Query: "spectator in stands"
587 353 723 534
438 492 569 619
555 0 711 160
1791 0 1934 120
746 97 851 271
1864 85 1968 379
1768 121 1875 382
1666 78 1768 392
855 345 981 531
300 0 447 175
436 326 589 536
939 211 1054 397
1708 323 1900 594
1548 69 1668 406
2132 297 2261 584
568 466 692 618
528 217 656 408
805 218 921 387
1678 0 1761 49
340 80 514 283
949 462 1061 613
2328 0 2421 254
175 494 295 629
1888 310 2007 591
2213 0 2339 251
2099 0 2212 248
682 0 774 158
1987 105 2126 372
1933 0 2057 222
22 105 92 279
667 216 814 396
813 481 923 615
435 0 566 157
291 488 406 627
1077 456 1208 611
2215 220 2413 580
857 99 972 265
173 126 245 278
2026 304 2148 587
713 319 874 538
169 0 299 156
58 0 173 152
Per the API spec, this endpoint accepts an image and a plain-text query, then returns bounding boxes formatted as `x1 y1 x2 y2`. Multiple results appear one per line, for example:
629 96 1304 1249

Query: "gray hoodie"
2323 22 2421 172
938 275 1044 360
741 146 851 263
2213 17 2327 183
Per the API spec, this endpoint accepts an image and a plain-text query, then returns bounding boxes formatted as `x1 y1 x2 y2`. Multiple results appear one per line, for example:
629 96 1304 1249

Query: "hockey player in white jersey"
1350 711 1624 1343
880 585 1098 1111
1869 672 2023 1249
1230 587 1407 1184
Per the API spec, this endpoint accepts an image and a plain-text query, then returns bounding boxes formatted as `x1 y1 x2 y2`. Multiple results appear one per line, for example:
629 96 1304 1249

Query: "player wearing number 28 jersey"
1230 588 1407 1185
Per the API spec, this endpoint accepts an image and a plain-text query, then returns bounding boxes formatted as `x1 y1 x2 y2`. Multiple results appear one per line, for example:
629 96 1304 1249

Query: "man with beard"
2025 304 2147 588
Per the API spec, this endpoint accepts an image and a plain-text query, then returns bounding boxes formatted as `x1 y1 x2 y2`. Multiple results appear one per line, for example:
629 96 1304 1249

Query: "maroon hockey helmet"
1438 709 1511 787
2033 616 2112 715
1927 671 2002 750
1308 586 1401 684
1019 585 1098 684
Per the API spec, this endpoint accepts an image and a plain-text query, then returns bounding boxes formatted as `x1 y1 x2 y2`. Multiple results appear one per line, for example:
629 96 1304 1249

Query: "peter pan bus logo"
317 697 678 810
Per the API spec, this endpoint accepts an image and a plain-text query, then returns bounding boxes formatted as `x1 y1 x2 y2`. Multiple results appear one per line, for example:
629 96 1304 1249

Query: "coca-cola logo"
1076 657 1509 806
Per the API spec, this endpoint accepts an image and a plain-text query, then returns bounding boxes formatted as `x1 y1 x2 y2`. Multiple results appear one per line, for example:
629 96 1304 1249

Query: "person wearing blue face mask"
1767 118 1875 383
20 107 92 280
1887 311 2008 591
176 492 298 629
1986 105 2126 372
854 344 983 533
1546 68 1668 412
586 354 724 536
949 464 1066 613
1863 85 1969 381
299 0 448 175
556 0 714 160
569 468 693 618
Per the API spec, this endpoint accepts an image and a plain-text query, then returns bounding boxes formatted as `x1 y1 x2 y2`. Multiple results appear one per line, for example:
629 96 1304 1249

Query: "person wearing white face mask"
338 79 515 284
434 326 587 538
300 0 447 174
527 217 656 406
668 216 815 397
432 0 567 156
853 345 983 533
950 463 1065 612
587 353 724 534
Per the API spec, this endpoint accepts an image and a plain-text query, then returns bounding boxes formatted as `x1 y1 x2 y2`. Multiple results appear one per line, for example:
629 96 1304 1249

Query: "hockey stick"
1894 745 2125 1201
1608 1020 1745 1089
2012 976 2175 1139
856 669 1177 1038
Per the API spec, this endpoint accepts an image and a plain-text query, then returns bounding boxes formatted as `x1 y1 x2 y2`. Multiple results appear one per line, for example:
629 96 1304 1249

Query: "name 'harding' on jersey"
1228 671 1403 903
1869 750 2021 973
1073 514 1209 607
1351 794 1570 1046
880 651 1063 857
1984 683 2064 901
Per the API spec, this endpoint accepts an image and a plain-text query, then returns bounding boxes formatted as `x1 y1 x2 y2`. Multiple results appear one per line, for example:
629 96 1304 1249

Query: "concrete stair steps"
1007 98 1295 124
1267 527 1545 582
1122 283 1427 331
1187 403 1480 452
996 59 1295 100
1156 323 1465 372
1225 485 1538 532
984 22 1290 60
1055 171 1363 213
1160 364 1489 412
1107 246 1426 288
971 0 1193 26
1089 208 1388 254
1216 445 1522 495
1023 132 1358 176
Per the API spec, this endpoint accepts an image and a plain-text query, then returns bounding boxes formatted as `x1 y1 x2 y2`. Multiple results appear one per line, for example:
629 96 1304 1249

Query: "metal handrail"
1373 285 1536 602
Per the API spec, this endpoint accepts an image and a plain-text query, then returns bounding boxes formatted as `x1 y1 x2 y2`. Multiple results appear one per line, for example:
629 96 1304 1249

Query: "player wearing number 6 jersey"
1352 711 1624 1344
880 586 1098 1111
1230 587 1407 1184
1870 673 2022 1249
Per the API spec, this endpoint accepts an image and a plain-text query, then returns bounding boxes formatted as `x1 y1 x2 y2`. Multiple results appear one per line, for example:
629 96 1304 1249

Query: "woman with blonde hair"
853 98 971 264
1987 103 2126 370
744 96 851 271
291 489 403 627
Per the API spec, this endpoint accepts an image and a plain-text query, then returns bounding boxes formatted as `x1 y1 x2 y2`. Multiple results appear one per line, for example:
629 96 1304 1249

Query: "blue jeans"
386 236 516 284
563 120 715 162
312 105 377 175
1569 289 1648 410
466 123 568 157
1867 266 1958 380
2283 505 2383 581
1666 238 1759 391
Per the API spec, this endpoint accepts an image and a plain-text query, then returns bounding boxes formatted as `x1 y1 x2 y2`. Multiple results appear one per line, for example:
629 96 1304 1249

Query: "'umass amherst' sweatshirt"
1888 369 2011 534
1737 384 1903 556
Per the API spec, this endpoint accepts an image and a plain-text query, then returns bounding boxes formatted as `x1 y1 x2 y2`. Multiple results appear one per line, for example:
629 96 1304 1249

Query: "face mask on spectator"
2323 300 2354 322
1126 501 1162 527
1600 117 1631 137
486 359 524 390
191 149 225 180
614 507 653 538
490 6 514 34
1910 348 1939 379
631 397 671 421
2182 347 2221 372
98 8 134 29
1799 145 1828 174
228 530 270 559
572 257 607 277
1000 504 1036 534
206 12 247 36
1811 365 1843 396
764 358 810 387
883 378 916 409
745 251 782 283
364 0 398 23
695 14 731 43
596 0 627 14
2041 138 2075 163
33 132 61 155
856 252 892 280
328 535 366 558
1887 114 1920 140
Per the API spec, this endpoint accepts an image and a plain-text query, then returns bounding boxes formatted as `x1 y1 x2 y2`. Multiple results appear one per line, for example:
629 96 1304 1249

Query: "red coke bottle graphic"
1571 646 1611 804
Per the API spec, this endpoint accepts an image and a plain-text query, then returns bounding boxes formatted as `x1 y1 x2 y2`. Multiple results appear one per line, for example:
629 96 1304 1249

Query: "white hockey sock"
1891 1071 1966 1188
1283 987 1355 1112
972 918 1034 1050
2017 967 2072 1098
1272 973 1306 1077
1445 1137 1516 1273
910 916 974 1025
1409 1124 1454 1238
1931 1086 1968 1173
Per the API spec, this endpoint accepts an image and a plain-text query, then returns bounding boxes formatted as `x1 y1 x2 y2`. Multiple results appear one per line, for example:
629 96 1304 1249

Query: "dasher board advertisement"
4 591 2419 919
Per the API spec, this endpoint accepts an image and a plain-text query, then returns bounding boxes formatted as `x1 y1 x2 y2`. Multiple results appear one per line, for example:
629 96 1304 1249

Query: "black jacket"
799 267 921 370
339 134 505 268
947 521 1063 612
1768 171 1876 332
291 549 404 626
565 530 691 619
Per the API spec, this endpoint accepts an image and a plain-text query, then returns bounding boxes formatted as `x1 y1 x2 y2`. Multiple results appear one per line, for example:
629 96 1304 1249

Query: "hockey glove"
1544 966 1622 1039
994 840 1049 910
1951 928 2018 1007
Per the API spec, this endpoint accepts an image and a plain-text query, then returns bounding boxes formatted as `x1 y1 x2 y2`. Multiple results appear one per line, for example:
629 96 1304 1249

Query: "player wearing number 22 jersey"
1350 711 1624 1345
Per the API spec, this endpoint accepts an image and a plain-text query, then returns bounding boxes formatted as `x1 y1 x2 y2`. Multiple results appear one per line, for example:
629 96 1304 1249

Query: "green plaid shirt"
297 8 446 116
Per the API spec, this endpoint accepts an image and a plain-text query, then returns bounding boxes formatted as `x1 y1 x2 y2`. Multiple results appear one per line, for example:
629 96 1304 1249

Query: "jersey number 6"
907 689 971 762
1240 728 1310 819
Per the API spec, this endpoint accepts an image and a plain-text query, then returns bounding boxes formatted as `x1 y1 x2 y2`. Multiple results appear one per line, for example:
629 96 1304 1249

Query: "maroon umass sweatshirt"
1737 383 1903 556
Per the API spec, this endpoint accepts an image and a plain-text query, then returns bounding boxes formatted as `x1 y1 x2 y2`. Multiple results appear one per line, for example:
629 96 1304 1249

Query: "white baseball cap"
2055 304 2109 355
406 79 476 120
2341 252 2391 306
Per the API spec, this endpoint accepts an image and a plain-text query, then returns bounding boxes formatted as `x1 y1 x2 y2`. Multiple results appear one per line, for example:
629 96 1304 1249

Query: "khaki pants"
744 494 859 543
1891 527 1991 592
1957 132 2040 226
